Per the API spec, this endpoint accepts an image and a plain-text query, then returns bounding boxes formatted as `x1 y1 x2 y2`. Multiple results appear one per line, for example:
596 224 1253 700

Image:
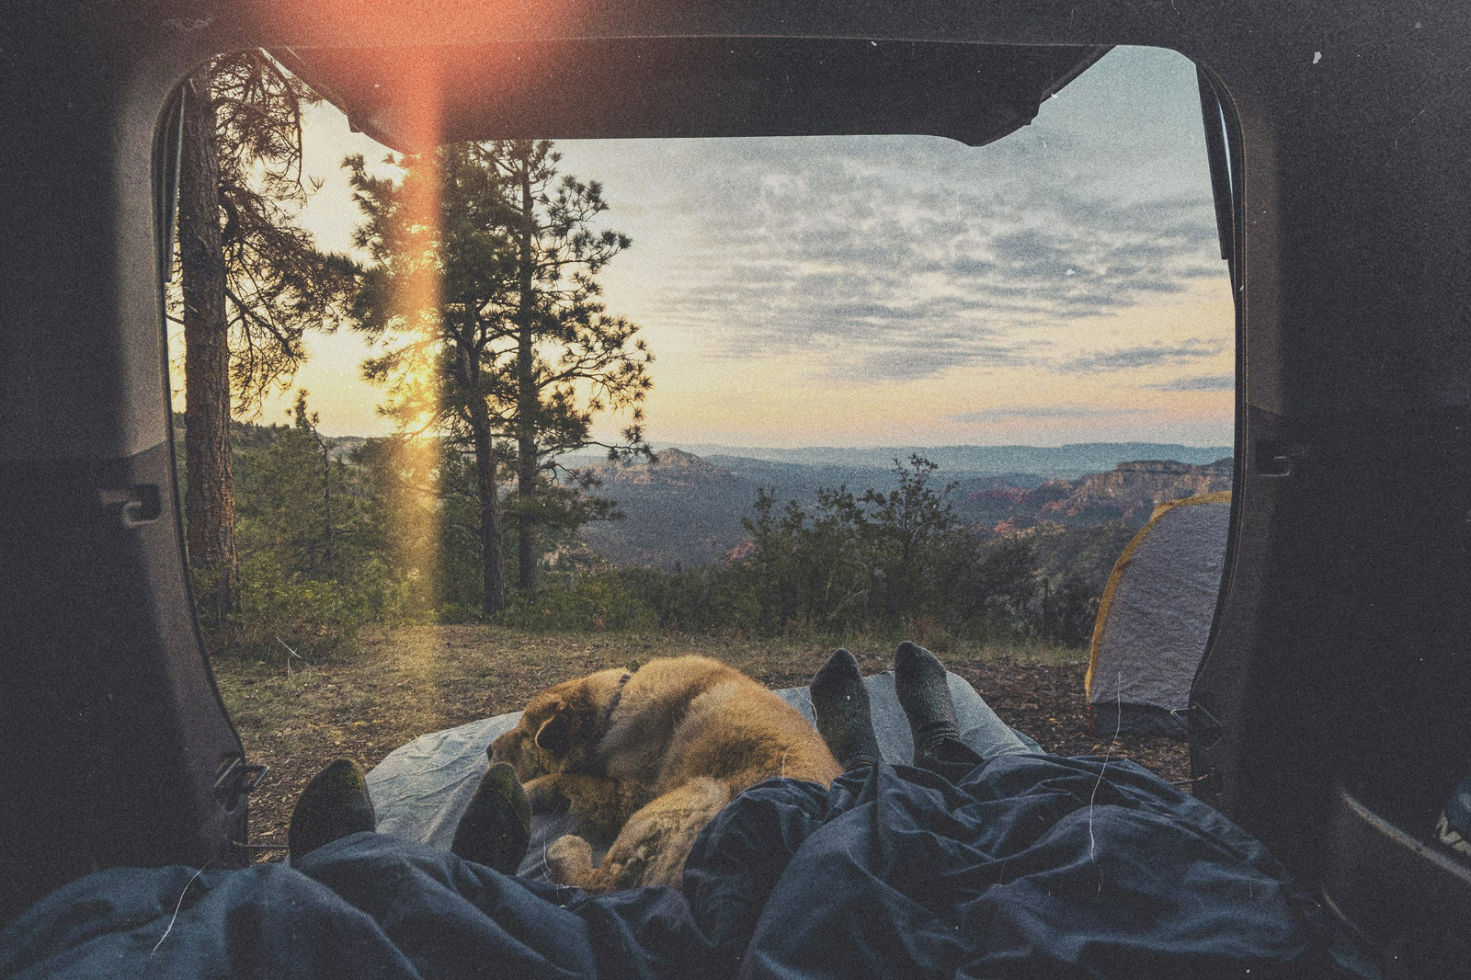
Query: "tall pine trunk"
471 404 507 616
514 165 539 594
178 65 239 622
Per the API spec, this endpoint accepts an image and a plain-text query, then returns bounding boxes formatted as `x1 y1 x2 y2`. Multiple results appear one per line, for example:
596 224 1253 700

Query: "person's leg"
894 642 985 775
291 758 531 875
288 758 377 864
809 648 883 769
450 762 531 874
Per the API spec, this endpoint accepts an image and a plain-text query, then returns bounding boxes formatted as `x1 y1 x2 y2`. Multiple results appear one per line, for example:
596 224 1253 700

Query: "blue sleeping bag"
0 755 1369 979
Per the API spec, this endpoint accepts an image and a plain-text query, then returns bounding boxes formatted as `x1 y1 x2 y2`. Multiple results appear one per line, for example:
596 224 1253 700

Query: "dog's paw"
546 834 595 885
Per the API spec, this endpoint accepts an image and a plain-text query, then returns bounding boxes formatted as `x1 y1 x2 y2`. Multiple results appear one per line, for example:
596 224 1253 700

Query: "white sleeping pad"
366 669 1040 880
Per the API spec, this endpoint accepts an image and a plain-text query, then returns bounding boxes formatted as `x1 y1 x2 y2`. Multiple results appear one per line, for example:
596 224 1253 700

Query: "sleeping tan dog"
489 655 841 892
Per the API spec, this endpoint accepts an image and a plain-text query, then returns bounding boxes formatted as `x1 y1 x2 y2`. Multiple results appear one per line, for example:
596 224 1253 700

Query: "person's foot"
451 762 531 874
895 641 968 766
288 759 376 864
810 649 883 769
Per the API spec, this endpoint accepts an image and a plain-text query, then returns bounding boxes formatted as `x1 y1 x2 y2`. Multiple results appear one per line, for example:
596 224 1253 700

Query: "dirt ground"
211 628 1191 859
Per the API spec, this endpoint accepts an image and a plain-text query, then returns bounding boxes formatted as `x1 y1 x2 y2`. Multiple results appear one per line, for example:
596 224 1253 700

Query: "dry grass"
212 627 1189 857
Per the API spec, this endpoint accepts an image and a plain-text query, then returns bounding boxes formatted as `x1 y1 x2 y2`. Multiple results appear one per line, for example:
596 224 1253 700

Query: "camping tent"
1086 492 1231 738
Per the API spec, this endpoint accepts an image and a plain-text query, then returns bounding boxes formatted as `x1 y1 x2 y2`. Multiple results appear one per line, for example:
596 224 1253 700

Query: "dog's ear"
534 705 575 755
532 688 600 757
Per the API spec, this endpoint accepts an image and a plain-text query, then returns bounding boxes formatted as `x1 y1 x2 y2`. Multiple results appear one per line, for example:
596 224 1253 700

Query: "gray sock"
810 649 882 769
451 762 531 874
289 759 376 864
895 641 962 765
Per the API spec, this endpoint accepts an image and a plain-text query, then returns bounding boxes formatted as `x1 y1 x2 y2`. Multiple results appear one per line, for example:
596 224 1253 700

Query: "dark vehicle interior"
3 0 1469 970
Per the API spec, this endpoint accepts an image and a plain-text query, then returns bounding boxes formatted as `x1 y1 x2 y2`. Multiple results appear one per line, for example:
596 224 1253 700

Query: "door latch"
96 484 162 528
215 755 269 809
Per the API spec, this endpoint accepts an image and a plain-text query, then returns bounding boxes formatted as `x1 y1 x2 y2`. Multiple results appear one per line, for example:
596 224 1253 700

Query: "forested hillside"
581 448 1231 570
179 413 1229 655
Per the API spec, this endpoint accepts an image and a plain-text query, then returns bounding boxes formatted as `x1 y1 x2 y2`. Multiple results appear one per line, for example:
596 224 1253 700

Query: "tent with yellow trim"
1086 492 1231 738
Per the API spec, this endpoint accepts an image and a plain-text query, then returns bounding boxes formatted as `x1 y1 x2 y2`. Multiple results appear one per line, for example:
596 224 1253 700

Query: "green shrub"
614 566 760 634
202 552 423 660
502 574 659 632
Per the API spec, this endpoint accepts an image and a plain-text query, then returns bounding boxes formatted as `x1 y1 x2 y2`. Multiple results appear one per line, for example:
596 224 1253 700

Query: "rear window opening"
160 44 1234 848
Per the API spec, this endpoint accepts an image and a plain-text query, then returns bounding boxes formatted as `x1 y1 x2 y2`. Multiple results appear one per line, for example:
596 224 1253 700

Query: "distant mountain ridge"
966 458 1232 533
581 448 1233 570
197 418 1235 572
598 448 743 487
581 449 757 568
665 442 1233 479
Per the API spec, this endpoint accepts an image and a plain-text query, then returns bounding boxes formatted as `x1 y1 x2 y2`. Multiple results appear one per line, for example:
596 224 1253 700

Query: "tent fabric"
367 670 1045 880
1087 493 1232 737
0 756 1371 980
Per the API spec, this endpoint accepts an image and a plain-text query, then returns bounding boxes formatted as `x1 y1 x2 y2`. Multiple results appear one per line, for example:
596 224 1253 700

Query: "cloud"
577 49 1229 384
649 145 1226 381
1056 338 1227 374
951 405 1151 423
847 339 1039 383
1142 373 1236 391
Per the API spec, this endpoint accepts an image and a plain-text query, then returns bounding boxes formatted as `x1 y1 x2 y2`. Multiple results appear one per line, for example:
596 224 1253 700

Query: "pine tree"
174 52 355 621
482 140 653 595
345 140 652 616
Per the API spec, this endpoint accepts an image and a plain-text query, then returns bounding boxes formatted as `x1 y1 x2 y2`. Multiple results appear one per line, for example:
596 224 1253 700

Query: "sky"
209 45 1236 449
